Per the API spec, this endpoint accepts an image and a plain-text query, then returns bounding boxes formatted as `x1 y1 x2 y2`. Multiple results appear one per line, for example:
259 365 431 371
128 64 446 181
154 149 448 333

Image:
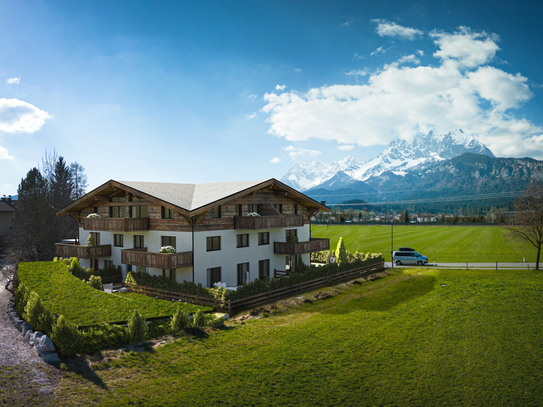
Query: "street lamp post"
391 218 394 268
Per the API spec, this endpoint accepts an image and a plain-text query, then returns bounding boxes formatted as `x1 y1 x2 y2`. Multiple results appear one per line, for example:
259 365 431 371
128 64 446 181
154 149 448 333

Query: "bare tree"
509 183 543 270
70 162 88 199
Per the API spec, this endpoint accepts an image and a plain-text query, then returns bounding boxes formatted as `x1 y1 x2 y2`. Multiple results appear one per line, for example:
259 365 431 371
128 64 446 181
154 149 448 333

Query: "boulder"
24 330 34 343
13 319 24 332
29 331 44 347
40 351 61 365
22 322 32 337
35 335 56 355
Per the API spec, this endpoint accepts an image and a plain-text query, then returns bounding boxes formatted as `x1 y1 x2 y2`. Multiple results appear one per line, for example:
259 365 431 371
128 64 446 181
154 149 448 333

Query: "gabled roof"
0 202 14 213
56 178 329 218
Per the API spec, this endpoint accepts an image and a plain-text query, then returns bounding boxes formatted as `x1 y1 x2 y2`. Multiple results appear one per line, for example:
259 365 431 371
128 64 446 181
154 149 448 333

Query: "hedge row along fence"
123 259 385 313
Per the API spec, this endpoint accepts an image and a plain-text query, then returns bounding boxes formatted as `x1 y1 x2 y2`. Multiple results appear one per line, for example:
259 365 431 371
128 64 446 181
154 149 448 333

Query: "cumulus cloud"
261 26 541 158
372 19 423 40
0 146 14 159
275 84 286 91
431 27 500 68
338 145 355 151
270 157 282 164
283 145 322 160
7 77 20 84
0 98 51 133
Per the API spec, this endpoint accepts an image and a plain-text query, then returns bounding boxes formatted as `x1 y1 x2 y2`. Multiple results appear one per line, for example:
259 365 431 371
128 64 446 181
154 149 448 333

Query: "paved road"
385 262 539 270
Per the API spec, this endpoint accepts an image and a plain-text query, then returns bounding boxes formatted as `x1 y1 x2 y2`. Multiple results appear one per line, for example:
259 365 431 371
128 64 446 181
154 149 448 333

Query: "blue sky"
1 0 542 194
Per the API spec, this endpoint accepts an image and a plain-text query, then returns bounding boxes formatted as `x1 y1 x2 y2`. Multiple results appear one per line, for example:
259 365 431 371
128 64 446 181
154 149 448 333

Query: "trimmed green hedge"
228 254 383 301
125 271 227 301
54 257 123 282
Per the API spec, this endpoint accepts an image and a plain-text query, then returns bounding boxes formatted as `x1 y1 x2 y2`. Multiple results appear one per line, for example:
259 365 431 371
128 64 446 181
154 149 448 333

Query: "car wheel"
417 260 423 266
395 260 402 266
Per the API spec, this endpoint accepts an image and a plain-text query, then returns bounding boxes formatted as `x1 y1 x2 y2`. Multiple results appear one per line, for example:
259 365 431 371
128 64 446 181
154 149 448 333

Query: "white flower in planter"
159 245 176 254
87 213 100 218
247 212 260 217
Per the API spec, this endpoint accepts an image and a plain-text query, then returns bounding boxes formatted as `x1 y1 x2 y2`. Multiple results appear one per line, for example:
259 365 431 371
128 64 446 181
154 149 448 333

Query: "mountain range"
280 130 543 207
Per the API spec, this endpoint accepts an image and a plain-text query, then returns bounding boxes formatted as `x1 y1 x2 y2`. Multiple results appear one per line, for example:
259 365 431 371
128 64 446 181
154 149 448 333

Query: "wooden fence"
123 260 385 314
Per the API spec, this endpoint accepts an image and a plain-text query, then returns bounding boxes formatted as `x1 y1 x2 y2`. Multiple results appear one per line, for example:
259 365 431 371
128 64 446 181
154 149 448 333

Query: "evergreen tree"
335 237 348 264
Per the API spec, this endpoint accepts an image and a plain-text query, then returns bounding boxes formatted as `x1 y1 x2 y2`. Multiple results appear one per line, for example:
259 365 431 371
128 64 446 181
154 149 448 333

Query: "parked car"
393 251 428 266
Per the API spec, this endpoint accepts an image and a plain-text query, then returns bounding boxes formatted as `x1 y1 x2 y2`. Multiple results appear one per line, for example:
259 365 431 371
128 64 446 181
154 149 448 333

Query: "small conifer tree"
25 291 54 334
336 237 348 264
87 233 95 247
128 309 148 343
170 306 189 333
51 315 80 356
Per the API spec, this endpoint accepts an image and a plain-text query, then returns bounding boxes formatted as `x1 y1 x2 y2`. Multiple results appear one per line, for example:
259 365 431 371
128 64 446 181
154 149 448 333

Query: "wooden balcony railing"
83 217 150 232
234 215 305 230
273 238 330 255
54 243 111 259
121 248 193 269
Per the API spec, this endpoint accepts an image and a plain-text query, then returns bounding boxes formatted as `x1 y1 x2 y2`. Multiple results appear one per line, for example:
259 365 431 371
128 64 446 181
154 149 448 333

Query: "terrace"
54 243 112 259
234 214 305 230
121 247 193 269
83 217 150 232
273 238 330 255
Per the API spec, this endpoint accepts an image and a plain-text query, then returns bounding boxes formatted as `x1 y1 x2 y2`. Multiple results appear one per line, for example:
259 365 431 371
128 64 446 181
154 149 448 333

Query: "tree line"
8 150 88 262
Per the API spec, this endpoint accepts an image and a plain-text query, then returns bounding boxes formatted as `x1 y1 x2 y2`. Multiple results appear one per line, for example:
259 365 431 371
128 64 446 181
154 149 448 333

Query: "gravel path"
0 269 60 405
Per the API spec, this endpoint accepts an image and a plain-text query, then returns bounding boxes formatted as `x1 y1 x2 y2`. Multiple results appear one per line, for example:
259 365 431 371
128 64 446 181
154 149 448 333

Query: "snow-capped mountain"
281 130 494 191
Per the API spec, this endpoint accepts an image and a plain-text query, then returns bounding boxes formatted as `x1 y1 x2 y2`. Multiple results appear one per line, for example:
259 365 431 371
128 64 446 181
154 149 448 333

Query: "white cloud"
7 77 20 84
353 53 364 60
430 27 500 68
294 68 302 73
372 19 423 40
283 145 322 160
0 98 51 133
261 27 540 158
248 94 258 99
248 112 257 119
417 50 424 56
275 84 286 91
338 145 354 151
0 146 14 159
345 70 367 77
370 46 386 56
341 20 353 27
270 157 282 164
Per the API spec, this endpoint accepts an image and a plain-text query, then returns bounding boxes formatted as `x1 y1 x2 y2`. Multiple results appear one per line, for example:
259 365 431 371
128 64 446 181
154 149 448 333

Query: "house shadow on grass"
62 355 108 389
323 274 437 314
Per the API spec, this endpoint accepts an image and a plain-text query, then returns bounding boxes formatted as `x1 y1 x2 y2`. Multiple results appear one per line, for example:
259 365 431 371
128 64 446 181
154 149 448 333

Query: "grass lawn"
53 267 543 406
312 224 537 263
18 262 210 326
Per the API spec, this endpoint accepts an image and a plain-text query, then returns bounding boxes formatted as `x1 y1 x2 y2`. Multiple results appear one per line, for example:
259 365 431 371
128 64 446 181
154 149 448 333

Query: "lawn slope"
54 268 543 406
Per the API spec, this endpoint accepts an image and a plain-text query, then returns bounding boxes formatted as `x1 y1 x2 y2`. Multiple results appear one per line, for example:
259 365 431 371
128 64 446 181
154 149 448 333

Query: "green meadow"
311 224 537 263
52 267 543 406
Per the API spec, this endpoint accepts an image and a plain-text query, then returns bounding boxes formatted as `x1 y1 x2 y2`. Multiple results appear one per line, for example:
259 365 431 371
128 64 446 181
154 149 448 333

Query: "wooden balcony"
121 248 193 269
83 217 150 232
274 238 330 255
234 215 305 230
54 243 111 259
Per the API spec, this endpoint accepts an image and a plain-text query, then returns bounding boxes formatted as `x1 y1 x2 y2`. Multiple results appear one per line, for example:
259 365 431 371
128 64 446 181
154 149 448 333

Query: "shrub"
192 309 205 329
170 306 190 333
87 233 95 247
128 309 147 343
159 245 176 254
87 275 103 290
51 316 81 357
24 290 54 335
78 323 129 354
14 282 31 318
336 237 348 264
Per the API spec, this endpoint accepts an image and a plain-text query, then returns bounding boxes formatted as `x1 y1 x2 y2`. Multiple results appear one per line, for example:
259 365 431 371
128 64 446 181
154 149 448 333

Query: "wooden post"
228 299 231 314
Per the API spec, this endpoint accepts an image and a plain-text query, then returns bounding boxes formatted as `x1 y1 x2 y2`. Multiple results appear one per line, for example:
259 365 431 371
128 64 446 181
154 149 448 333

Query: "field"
311 224 537 263
52 267 543 406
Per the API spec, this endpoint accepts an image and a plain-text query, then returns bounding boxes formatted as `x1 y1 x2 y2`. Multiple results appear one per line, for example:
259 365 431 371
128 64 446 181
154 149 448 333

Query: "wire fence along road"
385 262 540 270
